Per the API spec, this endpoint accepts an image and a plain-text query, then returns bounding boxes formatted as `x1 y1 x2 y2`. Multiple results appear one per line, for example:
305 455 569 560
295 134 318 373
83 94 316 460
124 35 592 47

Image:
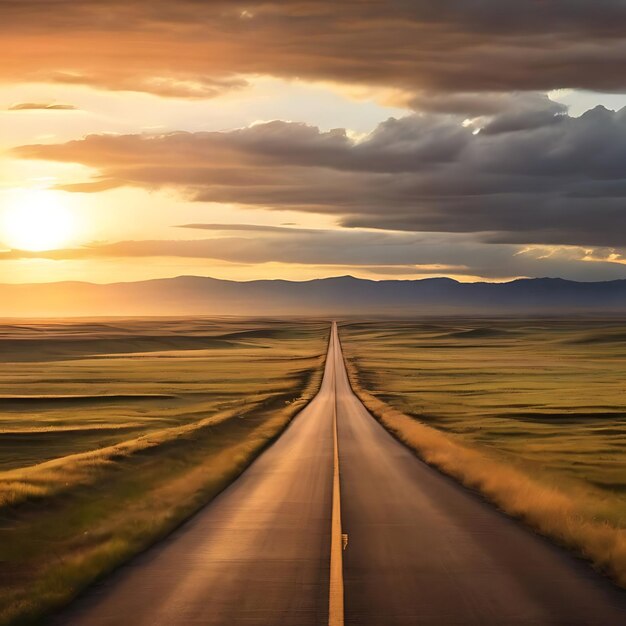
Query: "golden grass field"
4 316 626 623
340 318 626 588
0 318 328 625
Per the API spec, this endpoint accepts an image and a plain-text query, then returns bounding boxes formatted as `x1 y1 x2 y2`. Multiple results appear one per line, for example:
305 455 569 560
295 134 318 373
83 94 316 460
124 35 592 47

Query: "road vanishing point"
53 323 626 626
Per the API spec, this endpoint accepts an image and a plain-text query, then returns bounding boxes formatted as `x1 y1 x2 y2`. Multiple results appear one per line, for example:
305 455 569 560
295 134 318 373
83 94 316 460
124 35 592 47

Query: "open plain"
43 322 626 626
341 319 626 587
0 318 328 625
1 318 626 625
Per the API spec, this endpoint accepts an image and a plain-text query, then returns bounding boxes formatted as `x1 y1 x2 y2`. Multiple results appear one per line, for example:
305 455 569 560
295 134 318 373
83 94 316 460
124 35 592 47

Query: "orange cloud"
8 102 76 110
2 2 626 99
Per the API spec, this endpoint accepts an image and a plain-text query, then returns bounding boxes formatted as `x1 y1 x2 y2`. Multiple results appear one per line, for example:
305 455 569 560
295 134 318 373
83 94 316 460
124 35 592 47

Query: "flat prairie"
0 318 328 625
341 318 626 585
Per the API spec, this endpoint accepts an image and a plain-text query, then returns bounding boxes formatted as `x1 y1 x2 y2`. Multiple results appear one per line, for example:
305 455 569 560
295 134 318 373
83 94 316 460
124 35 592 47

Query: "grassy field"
340 318 626 586
0 318 328 625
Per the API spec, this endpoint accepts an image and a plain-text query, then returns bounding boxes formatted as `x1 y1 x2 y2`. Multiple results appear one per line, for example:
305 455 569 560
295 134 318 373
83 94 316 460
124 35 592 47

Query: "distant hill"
2 275 626 317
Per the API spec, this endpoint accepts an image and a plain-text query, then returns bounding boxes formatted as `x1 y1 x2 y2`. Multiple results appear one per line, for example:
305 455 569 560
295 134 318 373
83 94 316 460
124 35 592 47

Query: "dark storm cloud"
4 1 626 98
7 102 76 110
14 101 626 248
409 92 569 121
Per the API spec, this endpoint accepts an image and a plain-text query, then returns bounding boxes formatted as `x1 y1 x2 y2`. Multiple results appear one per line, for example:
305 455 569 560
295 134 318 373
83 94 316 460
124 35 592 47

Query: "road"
53 323 626 625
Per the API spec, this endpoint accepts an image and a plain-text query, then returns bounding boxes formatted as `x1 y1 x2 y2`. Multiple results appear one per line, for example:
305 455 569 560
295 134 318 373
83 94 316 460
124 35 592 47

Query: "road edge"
328 323 345 626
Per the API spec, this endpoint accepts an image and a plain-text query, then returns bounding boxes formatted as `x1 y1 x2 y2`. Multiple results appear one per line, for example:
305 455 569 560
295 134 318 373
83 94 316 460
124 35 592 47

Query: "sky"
2 1 626 284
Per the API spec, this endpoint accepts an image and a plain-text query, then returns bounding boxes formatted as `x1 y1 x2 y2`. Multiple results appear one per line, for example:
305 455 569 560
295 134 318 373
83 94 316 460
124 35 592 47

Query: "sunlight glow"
1 189 76 251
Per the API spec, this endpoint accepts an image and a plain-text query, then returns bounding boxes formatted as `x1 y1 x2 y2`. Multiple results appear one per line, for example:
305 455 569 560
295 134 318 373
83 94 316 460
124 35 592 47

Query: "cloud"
176 223 319 234
3 232 626 282
4 2 626 98
15 102 626 248
7 102 76 111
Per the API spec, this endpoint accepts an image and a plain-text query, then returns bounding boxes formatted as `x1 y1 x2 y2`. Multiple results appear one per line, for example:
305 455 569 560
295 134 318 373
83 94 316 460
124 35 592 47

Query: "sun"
1 189 76 252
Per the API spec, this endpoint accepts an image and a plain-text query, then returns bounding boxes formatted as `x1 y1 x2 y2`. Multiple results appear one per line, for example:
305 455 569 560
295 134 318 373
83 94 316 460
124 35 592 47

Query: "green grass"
340 318 626 586
0 318 328 625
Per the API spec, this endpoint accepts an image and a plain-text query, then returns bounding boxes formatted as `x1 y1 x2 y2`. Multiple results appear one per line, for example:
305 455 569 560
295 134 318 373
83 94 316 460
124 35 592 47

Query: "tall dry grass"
0 395 273 510
344 356 626 589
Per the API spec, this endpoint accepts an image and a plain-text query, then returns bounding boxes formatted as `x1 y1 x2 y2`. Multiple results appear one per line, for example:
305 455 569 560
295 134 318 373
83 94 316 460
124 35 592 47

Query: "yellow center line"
329 323 344 626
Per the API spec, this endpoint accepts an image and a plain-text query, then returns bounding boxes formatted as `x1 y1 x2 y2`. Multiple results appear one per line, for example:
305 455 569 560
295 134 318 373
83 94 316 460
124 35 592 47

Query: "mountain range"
3 275 626 317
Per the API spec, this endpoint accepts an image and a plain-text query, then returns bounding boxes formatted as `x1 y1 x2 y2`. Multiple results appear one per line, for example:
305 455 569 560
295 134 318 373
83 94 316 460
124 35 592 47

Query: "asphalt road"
53 322 626 625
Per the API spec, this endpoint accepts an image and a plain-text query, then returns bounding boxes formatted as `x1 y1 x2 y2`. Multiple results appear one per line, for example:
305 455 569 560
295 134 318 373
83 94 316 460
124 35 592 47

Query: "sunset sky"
2 1 626 284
